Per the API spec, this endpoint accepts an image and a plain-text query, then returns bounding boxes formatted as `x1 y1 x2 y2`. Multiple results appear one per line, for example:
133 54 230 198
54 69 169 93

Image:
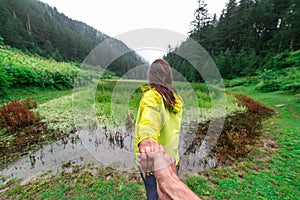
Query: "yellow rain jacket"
134 85 183 164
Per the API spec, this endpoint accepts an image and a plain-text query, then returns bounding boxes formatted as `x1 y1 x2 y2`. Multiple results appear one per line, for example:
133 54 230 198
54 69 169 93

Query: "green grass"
0 86 73 104
184 84 299 199
0 165 145 200
1 83 298 199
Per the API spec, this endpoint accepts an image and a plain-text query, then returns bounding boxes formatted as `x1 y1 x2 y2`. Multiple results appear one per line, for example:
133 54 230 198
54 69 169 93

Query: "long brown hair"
148 59 177 109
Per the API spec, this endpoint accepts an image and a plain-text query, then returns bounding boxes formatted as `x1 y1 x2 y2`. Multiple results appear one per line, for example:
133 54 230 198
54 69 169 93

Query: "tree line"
165 0 299 81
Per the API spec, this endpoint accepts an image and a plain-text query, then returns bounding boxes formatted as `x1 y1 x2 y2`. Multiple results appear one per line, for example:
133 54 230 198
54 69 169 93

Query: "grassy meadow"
1 83 299 199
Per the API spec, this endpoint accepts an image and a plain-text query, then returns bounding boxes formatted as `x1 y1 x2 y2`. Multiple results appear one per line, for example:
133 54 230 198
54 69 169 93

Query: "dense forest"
0 0 145 76
165 0 300 81
0 0 299 82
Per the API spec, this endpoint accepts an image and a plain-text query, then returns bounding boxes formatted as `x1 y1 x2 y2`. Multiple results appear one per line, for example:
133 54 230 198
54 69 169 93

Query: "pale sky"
39 0 227 62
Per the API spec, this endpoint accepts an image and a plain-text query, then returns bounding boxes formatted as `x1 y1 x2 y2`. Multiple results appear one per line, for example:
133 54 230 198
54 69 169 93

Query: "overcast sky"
39 0 228 62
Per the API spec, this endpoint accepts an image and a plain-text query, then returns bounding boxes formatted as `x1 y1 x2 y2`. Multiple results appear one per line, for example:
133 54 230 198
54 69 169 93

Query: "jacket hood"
141 85 183 113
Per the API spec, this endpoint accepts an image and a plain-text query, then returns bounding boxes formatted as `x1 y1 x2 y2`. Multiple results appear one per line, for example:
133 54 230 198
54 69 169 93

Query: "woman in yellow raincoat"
134 59 183 200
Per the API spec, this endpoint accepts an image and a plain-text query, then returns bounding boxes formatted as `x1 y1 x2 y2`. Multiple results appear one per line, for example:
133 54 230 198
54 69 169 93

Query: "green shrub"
0 36 4 45
282 82 300 91
0 67 13 95
5 65 39 85
255 67 300 92
255 50 300 92
255 80 280 92
264 50 300 69
224 77 257 88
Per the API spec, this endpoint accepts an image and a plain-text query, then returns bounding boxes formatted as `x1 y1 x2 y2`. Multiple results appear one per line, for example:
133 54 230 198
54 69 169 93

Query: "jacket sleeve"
135 90 163 144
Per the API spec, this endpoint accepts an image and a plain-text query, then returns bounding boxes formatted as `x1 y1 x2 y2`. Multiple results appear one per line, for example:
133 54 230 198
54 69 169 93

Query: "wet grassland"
1 81 298 199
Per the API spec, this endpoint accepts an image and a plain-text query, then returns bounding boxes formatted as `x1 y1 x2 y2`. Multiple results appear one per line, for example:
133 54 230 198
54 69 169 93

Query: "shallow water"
0 135 99 185
0 128 138 186
0 122 218 186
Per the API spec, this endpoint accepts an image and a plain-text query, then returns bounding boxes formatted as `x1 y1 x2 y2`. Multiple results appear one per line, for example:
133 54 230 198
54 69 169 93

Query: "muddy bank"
179 93 273 174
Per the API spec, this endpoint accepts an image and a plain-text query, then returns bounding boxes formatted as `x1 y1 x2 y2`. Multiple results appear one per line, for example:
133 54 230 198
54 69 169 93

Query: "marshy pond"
1 82 271 187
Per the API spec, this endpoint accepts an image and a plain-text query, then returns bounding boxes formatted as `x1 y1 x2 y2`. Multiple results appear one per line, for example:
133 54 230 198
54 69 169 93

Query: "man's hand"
138 141 201 199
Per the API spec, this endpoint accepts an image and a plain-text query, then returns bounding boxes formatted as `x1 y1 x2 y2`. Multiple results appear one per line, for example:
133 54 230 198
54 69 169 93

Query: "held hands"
138 140 201 200
138 140 176 174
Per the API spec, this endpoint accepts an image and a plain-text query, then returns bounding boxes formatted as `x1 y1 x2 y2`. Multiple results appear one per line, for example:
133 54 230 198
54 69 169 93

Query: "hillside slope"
0 0 145 72
0 44 113 99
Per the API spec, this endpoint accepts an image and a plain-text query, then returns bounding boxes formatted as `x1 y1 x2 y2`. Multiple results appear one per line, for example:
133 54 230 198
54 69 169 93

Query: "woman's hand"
138 140 161 172
139 140 161 153
138 140 176 173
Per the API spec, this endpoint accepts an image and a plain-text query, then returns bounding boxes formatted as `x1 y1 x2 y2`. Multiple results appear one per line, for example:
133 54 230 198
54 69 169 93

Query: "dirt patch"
184 93 274 167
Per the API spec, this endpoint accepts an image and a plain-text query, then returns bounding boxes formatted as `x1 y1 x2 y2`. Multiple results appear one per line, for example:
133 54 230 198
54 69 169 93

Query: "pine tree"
190 0 211 36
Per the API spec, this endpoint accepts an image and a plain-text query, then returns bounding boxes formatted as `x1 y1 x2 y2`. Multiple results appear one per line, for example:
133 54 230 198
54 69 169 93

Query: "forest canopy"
164 0 299 82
